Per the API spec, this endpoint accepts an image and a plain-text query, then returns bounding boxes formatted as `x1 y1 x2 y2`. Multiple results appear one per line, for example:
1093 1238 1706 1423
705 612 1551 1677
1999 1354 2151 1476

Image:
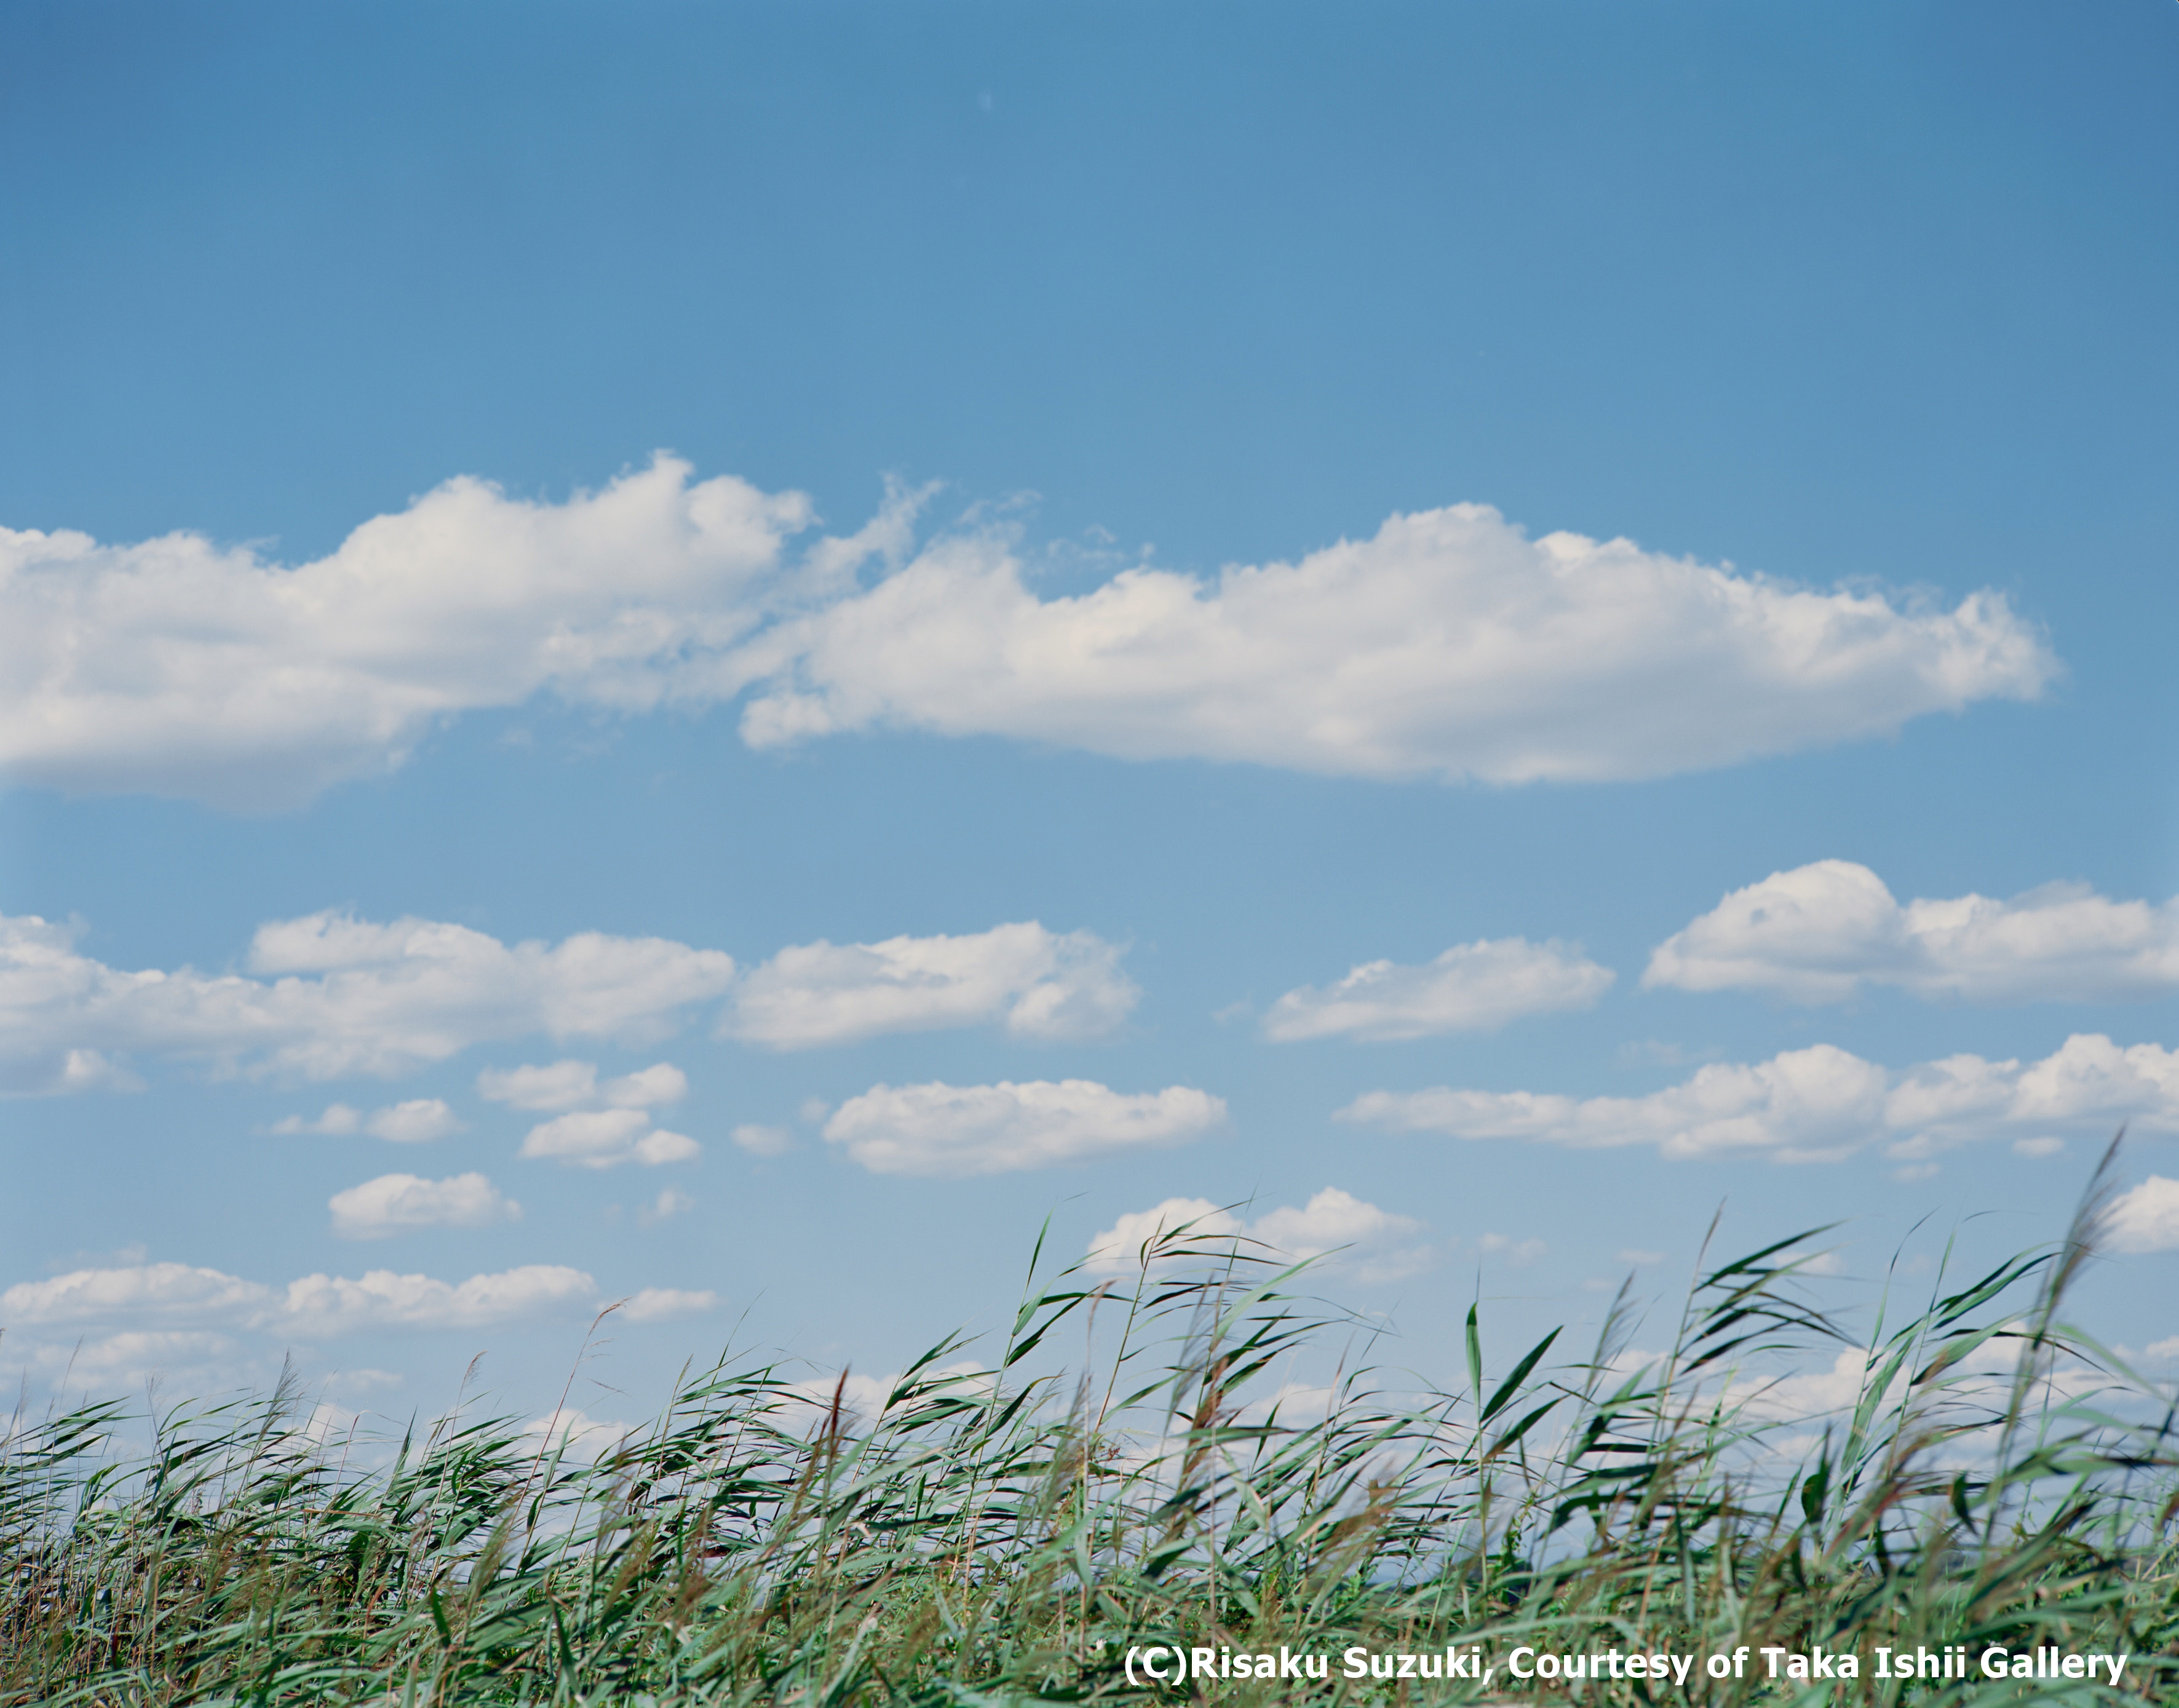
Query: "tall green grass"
5 1144 2175 1704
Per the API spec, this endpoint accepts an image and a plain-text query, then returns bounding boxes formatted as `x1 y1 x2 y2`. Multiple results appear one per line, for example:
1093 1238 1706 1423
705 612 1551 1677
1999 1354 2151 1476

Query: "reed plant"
4 1142 2174 1704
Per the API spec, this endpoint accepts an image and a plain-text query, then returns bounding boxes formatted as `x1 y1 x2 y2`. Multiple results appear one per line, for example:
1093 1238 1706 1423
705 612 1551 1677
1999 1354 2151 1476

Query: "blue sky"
4 0 2178 1432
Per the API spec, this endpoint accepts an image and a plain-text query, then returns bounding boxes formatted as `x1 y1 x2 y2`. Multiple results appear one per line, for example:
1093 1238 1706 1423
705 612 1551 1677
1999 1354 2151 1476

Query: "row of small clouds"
1645 860 2179 1005
480 1059 697 1167
4 1258 716 1410
1084 1188 1435 1284
1341 1033 2179 1170
275 1098 469 1141
280 1062 694 1170
1291 860 2179 1030
0 912 1136 1094
1 1257 714 1337
14 1178 2177 1417
1074 1175 2173 1297
300 1035 2178 1189
293 1078 1227 1232
819 1032 2179 1184
0 1180 1518 1406
302 1062 707 1236
824 1079 1226 1175
326 1172 701 1239
0 457 2055 811
13 857 2179 1097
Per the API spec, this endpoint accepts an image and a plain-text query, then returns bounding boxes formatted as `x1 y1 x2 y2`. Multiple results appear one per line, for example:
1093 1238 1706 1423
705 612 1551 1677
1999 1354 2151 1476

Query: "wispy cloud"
824 1079 1226 1176
327 1172 521 1238
19 1331 246 1394
725 922 1136 1048
1262 937 1611 1042
636 1186 695 1226
1646 860 2179 1004
1086 1187 1432 1283
1340 1033 2179 1164
274 1098 466 1141
619 1286 717 1322
476 1059 687 1113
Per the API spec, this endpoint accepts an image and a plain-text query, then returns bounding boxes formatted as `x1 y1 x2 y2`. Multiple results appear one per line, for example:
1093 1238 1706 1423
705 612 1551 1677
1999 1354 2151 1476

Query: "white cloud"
300 1401 365 1448
1087 1187 1431 1283
1338 1033 2179 1162
325 1367 405 1396
1732 1338 2111 1431
0 911 733 1092
327 1172 521 1239
366 1099 466 1142
2106 1177 2179 1255
276 1098 466 1141
1 1259 609 1337
731 1122 794 1157
1479 1233 1549 1265
1239 1383 1342 1426
824 1078 1226 1176
1735 1348 1874 1421
276 1103 363 1134
482 1059 697 1167
518 1108 701 1169
742 503 2054 785
1086 1196 1238 1264
725 921 1136 1048
38 897 1111 1119
1262 937 1613 1042
1645 860 2179 1004
638 1186 695 1225
23 1330 239 1389
272 1264 599 1335
1 1261 272 1325
1885 1034 2179 1151
619 1286 718 1322
0 456 845 809
1342 1045 1891 1162
475 1058 686 1112
476 1059 599 1111
4 467 2054 811
1250 1189 1432 1281
522 1408 637 1462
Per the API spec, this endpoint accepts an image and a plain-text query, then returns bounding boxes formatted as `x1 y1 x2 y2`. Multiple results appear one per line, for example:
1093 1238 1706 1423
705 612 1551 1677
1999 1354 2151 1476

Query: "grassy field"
4 1144 2175 1706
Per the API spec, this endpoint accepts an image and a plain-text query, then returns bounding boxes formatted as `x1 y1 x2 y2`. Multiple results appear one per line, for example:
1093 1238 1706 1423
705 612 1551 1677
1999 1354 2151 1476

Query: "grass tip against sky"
3 0 2178 1426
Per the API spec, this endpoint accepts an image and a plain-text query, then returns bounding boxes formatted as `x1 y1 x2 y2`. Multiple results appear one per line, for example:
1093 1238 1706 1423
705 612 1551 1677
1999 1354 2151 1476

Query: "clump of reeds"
4 1144 2175 1704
